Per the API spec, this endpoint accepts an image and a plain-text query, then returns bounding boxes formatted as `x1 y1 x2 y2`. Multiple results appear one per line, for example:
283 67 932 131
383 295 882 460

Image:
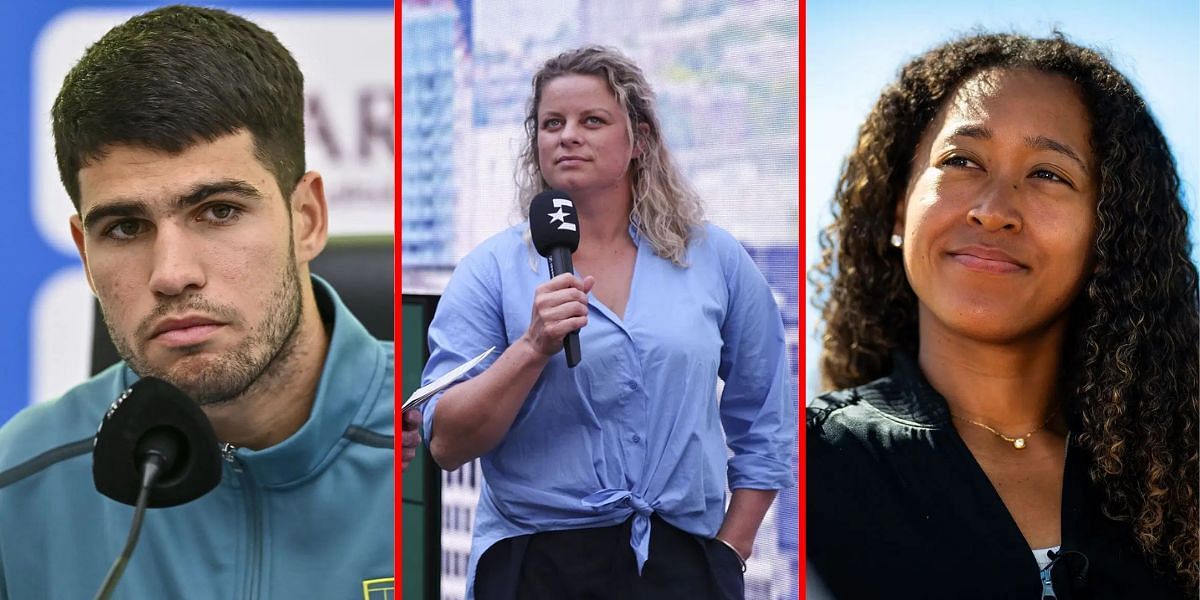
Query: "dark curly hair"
810 32 1199 587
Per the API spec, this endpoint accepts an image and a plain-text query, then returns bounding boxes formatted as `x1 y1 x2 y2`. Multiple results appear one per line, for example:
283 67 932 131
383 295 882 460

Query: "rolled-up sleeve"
716 241 796 491
420 248 507 446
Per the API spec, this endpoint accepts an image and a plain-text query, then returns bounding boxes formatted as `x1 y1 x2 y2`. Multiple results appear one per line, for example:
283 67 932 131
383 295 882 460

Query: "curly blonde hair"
811 32 1199 588
516 45 703 266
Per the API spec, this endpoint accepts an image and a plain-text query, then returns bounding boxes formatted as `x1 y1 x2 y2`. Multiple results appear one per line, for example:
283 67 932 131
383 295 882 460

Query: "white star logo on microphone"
546 197 577 231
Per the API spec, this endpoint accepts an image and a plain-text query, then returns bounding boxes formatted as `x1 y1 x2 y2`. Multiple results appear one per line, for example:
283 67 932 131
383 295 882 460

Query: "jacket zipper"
1040 564 1057 599
222 444 263 600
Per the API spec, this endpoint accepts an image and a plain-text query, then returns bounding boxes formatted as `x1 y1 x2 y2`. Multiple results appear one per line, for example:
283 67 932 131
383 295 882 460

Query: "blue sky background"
804 0 1200 392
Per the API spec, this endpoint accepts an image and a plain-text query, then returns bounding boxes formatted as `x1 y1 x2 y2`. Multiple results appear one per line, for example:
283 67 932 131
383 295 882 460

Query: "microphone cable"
93 453 167 600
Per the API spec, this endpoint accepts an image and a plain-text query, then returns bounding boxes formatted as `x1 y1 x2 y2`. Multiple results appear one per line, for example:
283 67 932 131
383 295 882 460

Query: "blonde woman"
420 46 794 599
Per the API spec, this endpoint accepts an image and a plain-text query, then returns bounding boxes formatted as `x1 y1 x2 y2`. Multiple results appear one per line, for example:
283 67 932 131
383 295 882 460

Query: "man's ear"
290 172 329 263
69 214 98 295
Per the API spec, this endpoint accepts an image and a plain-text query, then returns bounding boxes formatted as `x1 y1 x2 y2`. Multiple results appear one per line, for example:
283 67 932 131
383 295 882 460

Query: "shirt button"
631 434 641 443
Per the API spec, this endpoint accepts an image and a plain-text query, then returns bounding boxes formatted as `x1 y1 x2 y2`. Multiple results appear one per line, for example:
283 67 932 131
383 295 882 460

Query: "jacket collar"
856 352 953 428
862 352 1080 432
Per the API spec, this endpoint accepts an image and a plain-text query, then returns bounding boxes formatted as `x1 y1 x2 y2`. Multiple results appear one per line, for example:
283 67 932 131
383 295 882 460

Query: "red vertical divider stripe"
393 0 404 593
797 1 807 597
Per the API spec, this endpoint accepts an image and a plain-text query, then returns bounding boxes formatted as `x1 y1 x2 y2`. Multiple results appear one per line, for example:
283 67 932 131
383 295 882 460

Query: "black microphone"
529 189 582 368
91 376 222 599
93 376 222 507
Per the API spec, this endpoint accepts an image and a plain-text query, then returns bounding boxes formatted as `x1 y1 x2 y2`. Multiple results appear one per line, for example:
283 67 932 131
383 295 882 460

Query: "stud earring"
890 233 903 248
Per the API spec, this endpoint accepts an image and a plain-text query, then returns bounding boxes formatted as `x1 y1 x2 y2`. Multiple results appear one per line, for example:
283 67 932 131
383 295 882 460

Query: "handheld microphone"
91 376 222 599
529 189 582 368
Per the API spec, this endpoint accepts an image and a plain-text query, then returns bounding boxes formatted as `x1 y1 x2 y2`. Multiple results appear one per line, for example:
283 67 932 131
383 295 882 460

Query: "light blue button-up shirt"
422 222 794 596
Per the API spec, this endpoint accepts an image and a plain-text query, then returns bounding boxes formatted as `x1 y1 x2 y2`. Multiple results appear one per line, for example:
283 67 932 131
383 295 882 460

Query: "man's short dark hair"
52 4 305 209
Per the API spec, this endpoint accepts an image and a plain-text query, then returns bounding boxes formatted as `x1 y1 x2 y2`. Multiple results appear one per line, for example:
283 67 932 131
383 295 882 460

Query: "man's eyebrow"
82 179 265 234
82 201 150 233
176 179 265 208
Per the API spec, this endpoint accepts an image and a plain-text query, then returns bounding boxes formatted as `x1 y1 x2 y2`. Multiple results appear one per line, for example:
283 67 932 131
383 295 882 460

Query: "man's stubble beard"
104 248 305 407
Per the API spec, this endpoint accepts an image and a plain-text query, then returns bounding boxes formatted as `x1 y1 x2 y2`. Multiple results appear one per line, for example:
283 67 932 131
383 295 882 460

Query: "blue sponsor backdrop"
0 0 390 426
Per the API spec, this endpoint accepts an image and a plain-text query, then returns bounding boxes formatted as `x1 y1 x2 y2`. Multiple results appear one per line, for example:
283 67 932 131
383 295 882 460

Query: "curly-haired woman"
421 46 795 599
807 32 1197 599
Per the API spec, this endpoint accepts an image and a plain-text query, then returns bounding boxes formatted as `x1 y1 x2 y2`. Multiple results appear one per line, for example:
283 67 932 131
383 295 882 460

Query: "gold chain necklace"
951 409 1059 450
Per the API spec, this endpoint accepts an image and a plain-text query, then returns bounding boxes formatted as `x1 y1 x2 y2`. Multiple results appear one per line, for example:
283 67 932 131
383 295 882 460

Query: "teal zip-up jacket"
0 278 395 599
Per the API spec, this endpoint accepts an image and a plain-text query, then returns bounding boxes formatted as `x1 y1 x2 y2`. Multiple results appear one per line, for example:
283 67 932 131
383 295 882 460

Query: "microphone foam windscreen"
93 377 222 508
529 189 580 257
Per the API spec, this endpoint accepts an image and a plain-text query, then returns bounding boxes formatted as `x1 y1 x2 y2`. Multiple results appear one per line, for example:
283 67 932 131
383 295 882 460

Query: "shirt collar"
627 221 642 244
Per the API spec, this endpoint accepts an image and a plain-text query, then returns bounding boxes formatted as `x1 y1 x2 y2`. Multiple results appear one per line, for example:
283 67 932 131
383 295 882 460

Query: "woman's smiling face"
897 68 1099 344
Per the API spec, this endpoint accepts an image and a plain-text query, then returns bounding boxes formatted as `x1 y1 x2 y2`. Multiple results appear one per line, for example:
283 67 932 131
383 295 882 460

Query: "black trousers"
475 514 744 600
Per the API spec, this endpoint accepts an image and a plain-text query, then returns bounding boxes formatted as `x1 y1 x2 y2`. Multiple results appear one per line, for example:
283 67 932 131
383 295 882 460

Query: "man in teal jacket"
0 6 399 598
